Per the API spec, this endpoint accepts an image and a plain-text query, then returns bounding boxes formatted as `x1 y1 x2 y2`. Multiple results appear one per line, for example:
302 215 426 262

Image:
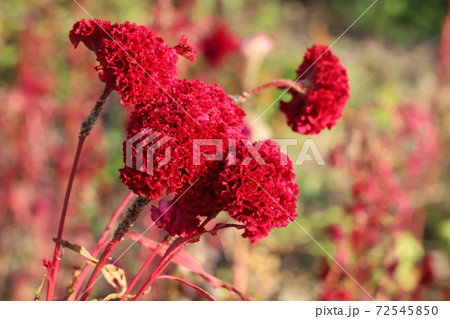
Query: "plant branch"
78 195 150 301
132 233 200 300
68 190 134 300
119 237 169 301
154 275 215 301
46 86 112 301
230 79 307 104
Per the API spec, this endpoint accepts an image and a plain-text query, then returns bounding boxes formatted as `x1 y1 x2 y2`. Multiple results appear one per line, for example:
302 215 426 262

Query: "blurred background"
0 0 449 300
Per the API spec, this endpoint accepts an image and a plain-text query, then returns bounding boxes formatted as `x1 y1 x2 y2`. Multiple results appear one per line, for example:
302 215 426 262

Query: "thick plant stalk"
119 237 169 301
46 86 112 301
79 195 150 301
68 191 134 300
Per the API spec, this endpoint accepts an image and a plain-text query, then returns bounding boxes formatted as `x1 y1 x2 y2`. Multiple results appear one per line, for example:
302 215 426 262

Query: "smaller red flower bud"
42 257 53 270
174 34 197 63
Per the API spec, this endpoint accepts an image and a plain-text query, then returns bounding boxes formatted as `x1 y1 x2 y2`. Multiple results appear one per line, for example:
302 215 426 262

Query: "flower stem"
46 86 111 301
119 237 169 301
230 79 307 104
46 137 85 301
79 195 150 301
96 191 136 251
132 232 201 301
154 275 215 301
68 190 134 300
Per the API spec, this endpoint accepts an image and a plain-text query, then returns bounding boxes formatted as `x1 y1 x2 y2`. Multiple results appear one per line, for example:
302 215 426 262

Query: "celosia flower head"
149 140 299 243
151 199 201 237
119 79 246 200
280 45 349 134
69 19 179 106
150 167 224 237
69 19 112 51
217 140 299 243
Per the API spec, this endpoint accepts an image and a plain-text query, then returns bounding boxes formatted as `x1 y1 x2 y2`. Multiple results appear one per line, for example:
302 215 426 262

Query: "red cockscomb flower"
69 19 112 51
70 19 179 106
150 167 224 237
280 45 349 134
200 22 239 67
151 199 201 237
217 140 299 243
119 79 246 200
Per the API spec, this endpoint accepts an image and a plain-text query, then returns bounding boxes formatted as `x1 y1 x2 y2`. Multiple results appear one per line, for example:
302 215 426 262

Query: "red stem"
247 79 306 96
154 275 215 301
79 195 150 300
96 191 135 251
132 234 199 301
68 191 134 300
119 237 169 301
78 240 119 301
46 86 111 301
231 79 307 103
46 136 85 301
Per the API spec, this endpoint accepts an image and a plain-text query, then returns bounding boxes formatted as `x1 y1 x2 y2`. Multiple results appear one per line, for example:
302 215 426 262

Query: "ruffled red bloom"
217 140 299 243
69 19 112 51
151 199 201 237
150 167 224 237
149 140 299 242
280 45 349 134
119 79 246 200
69 19 179 106
200 22 239 66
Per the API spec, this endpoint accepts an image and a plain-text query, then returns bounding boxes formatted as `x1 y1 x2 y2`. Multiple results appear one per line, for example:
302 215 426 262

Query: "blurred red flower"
280 45 349 134
200 22 240 66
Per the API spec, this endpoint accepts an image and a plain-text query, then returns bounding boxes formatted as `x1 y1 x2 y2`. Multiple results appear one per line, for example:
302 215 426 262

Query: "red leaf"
125 232 251 300
126 233 205 274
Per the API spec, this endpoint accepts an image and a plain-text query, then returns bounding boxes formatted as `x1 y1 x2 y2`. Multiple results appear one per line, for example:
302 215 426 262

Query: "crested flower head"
69 19 179 106
151 199 202 238
150 166 224 237
119 79 246 200
149 140 299 243
280 45 349 134
69 19 113 51
217 139 299 243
